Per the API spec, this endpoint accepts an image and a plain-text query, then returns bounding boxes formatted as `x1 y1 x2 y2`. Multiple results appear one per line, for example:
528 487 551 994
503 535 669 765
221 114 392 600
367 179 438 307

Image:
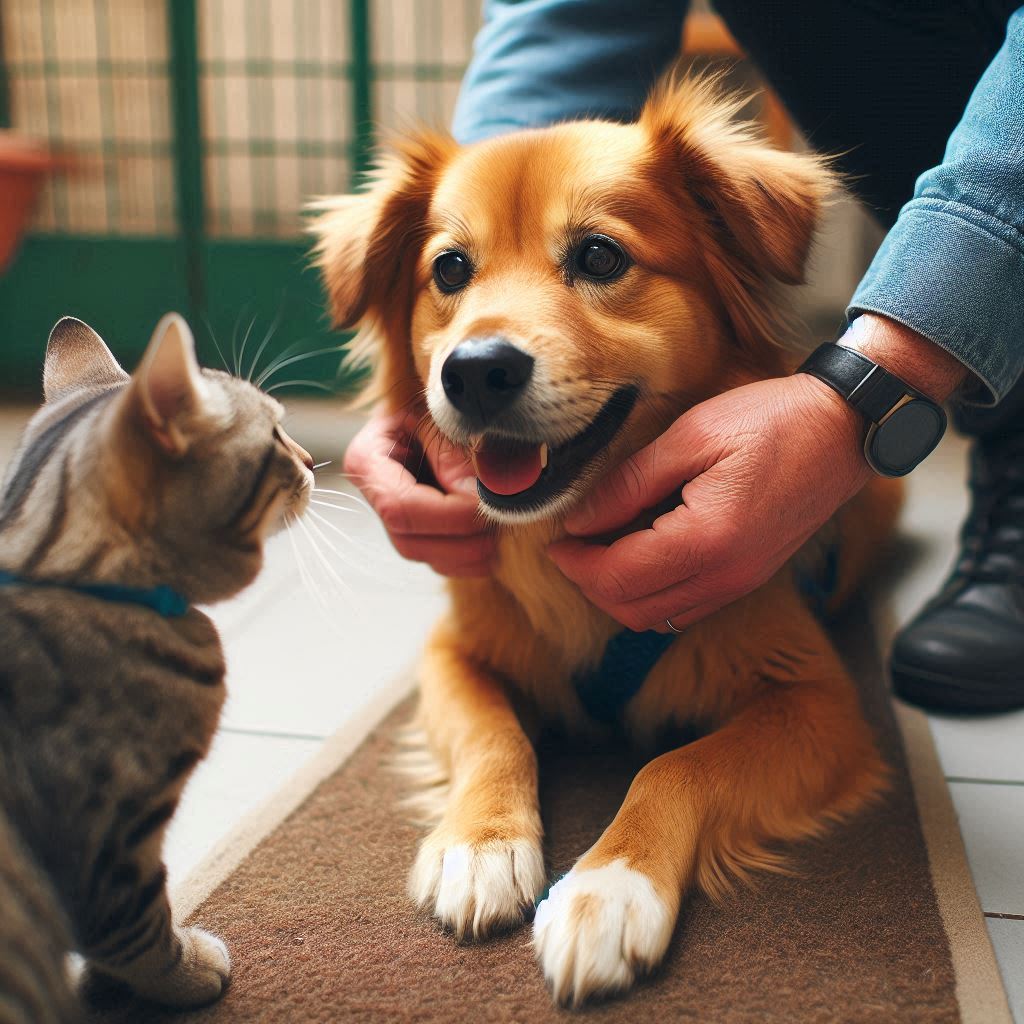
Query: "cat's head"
0 314 314 605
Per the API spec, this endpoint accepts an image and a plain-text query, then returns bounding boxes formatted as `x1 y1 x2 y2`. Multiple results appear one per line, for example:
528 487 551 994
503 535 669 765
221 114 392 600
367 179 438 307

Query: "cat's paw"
409 831 545 940
533 860 675 1006
134 927 231 1008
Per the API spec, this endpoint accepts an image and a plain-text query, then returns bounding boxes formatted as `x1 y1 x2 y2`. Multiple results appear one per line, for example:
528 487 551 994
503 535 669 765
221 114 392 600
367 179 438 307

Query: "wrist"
839 313 966 402
788 372 871 478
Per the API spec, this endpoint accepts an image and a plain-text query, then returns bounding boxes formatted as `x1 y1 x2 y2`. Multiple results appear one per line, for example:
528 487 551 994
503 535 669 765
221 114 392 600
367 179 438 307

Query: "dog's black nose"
441 337 534 423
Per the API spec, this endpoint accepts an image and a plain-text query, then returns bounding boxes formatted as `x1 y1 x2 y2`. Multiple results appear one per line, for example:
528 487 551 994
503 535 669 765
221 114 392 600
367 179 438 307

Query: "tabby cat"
0 314 313 1022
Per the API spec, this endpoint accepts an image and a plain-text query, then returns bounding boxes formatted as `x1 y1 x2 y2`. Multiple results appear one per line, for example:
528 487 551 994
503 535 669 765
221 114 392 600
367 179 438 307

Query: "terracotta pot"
0 134 59 273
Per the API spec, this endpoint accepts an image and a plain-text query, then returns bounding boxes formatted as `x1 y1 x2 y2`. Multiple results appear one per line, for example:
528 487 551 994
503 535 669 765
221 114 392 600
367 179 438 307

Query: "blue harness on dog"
572 544 839 723
573 629 678 723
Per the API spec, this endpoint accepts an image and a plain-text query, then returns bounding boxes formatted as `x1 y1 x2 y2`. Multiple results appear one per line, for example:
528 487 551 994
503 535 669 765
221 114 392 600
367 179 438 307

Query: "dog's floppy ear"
309 131 456 407
641 76 838 345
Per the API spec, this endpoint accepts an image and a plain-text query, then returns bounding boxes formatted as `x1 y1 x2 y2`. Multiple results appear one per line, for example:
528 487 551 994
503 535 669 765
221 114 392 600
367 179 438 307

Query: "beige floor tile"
949 781 1024 916
929 711 1024 783
164 730 322 888
987 918 1024 1024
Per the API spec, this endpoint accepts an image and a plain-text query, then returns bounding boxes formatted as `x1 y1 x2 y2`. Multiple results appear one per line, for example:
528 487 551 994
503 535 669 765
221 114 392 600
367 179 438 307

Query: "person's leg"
715 0 1024 710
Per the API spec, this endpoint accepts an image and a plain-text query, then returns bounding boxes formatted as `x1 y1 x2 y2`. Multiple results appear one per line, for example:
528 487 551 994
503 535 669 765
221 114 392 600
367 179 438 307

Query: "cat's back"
0 588 226 840
0 587 225 726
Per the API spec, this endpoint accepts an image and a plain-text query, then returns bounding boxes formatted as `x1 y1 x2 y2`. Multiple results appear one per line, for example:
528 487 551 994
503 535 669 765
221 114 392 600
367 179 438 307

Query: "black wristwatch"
797 342 947 477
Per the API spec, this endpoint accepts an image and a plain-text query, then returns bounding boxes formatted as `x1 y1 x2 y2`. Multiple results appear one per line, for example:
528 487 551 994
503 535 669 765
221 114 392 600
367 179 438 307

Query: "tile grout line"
946 776 1024 787
219 725 329 743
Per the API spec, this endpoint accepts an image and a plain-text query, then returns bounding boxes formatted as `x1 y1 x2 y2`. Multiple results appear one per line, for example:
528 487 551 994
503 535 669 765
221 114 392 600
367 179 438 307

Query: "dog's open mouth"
471 386 638 513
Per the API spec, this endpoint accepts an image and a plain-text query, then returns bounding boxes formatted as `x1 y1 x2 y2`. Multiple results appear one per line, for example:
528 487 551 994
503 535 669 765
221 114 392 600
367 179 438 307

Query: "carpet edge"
172 670 416 921
896 701 1012 1024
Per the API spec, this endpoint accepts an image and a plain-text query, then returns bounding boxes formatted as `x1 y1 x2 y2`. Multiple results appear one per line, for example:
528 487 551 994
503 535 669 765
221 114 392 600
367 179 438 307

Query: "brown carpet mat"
87 604 1009 1024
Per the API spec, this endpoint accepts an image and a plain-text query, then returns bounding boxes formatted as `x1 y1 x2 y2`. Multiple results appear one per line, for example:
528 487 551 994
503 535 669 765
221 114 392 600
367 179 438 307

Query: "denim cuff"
848 202 1024 407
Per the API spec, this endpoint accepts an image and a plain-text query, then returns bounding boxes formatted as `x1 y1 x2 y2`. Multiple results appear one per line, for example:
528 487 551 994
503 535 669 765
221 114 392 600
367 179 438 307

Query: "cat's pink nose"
277 426 314 470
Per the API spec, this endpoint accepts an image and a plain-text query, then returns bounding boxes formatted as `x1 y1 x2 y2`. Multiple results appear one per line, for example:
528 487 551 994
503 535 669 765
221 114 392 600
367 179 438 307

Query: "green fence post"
0 10 11 129
166 0 206 322
350 0 374 188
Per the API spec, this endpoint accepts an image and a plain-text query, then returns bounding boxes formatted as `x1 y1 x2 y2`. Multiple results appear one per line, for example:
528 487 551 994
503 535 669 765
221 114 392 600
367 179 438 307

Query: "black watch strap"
797 341 947 477
798 342 927 423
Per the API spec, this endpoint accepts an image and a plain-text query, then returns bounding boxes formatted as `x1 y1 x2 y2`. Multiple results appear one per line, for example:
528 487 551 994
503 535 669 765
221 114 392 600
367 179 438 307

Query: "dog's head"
313 77 836 524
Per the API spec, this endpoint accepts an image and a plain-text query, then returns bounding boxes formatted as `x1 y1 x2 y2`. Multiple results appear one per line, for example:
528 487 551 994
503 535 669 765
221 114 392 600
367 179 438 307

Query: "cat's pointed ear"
132 313 207 457
44 317 129 402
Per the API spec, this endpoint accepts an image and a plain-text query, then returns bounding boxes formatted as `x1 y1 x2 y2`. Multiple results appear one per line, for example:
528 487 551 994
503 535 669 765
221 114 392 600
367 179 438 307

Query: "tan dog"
313 77 899 1005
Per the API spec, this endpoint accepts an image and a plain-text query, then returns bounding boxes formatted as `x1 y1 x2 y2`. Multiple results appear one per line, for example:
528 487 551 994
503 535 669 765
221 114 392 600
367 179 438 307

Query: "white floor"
1 403 1021 1018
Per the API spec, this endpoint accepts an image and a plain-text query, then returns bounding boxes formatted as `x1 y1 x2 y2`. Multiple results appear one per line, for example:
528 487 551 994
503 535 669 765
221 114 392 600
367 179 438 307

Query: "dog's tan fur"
314 76 900 1004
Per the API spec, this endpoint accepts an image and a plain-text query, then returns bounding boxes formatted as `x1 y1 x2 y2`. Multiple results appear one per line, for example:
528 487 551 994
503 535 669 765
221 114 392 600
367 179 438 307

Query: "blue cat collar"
0 570 189 617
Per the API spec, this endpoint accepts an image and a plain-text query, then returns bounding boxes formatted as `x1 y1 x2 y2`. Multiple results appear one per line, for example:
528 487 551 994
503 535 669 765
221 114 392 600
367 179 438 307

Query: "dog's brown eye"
574 235 628 282
433 251 472 293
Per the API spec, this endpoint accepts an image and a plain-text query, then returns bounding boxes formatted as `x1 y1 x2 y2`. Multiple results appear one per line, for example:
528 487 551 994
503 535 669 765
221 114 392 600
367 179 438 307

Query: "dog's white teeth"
539 443 549 469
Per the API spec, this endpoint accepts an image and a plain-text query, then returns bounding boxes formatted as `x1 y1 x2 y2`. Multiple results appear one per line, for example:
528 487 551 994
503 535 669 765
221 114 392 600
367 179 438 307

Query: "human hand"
547 374 872 631
343 406 497 576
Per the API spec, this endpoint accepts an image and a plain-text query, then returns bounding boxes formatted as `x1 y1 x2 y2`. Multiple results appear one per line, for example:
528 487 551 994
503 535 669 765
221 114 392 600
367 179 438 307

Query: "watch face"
870 399 946 476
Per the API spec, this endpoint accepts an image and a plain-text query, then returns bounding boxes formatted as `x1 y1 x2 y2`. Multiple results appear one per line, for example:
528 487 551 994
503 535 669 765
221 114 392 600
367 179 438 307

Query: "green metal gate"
0 0 480 392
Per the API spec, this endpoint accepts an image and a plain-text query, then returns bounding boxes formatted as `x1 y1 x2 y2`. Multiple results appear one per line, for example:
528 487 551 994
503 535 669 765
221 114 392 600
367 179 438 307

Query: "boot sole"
891 662 1024 714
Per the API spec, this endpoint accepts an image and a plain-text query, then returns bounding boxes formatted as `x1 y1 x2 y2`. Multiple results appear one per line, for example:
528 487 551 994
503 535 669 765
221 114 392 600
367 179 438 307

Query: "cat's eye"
433 251 473 293
572 234 629 283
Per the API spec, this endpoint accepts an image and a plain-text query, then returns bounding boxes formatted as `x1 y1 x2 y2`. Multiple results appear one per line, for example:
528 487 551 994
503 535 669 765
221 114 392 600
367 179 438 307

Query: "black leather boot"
891 431 1024 712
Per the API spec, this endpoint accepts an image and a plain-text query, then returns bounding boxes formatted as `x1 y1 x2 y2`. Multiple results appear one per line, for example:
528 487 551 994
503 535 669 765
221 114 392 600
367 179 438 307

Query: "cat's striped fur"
0 315 313 1022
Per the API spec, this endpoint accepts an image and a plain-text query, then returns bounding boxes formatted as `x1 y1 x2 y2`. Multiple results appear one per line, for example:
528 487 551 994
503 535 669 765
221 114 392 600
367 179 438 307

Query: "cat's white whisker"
265 379 338 396
311 460 332 471
287 514 339 618
201 315 232 374
306 508 388 567
255 343 350 388
235 315 258 379
245 310 287 382
312 487 371 510
301 511 378 583
294 511 356 599
309 499 358 514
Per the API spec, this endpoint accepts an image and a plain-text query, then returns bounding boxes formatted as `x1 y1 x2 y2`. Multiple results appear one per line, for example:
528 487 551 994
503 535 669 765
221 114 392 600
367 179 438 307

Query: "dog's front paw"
533 859 675 1006
409 830 545 940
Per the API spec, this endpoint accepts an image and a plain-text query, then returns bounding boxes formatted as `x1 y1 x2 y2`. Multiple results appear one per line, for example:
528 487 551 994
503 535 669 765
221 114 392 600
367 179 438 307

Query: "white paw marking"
409 837 546 940
533 859 675 1005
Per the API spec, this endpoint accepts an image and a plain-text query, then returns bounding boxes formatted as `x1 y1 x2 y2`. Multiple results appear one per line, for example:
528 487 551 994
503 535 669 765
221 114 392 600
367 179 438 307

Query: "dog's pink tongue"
474 439 544 495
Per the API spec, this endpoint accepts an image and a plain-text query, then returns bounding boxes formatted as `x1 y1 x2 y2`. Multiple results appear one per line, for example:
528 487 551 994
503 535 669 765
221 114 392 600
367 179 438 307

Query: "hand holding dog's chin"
548 374 873 632
344 406 497 577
